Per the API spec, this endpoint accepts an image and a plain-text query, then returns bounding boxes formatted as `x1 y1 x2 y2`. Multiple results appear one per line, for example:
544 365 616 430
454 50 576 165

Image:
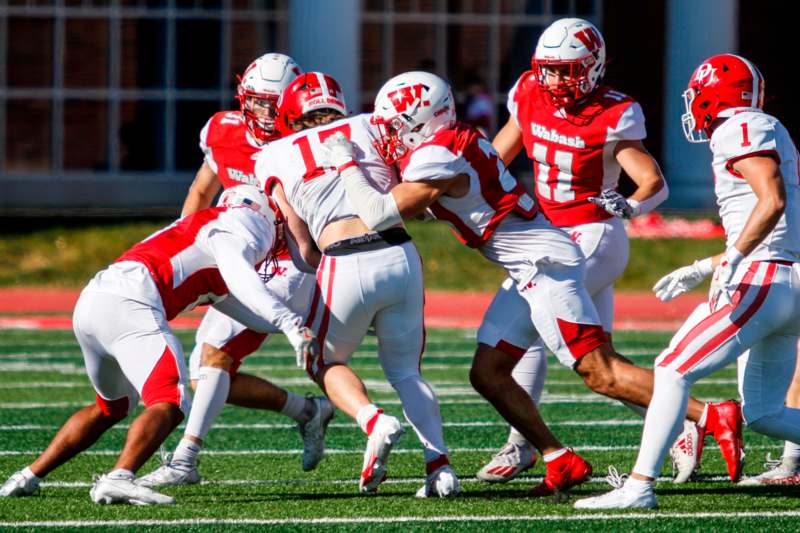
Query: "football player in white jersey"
328 70 744 496
575 54 800 509
256 72 458 497
138 54 330 490
0 185 317 504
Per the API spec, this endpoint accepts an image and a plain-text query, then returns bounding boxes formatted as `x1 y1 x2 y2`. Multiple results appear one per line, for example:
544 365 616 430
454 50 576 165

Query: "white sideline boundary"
3 512 800 527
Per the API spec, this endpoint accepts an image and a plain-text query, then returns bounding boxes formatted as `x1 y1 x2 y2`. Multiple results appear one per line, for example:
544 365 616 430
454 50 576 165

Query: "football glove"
652 258 713 302
709 248 744 311
285 326 319 369
588 189 634 219
322 131 357 170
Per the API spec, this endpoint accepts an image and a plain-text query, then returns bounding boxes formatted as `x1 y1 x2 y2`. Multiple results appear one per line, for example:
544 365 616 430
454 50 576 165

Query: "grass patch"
0 219 724 291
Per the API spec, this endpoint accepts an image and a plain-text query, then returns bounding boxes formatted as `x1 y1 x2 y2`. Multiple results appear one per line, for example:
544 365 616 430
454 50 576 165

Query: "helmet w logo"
575 27 602 52
694 63 717 85
388 84 430 113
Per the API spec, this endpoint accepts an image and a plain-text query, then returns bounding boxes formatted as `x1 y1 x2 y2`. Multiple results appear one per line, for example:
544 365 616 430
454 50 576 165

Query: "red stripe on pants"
141 345 181 408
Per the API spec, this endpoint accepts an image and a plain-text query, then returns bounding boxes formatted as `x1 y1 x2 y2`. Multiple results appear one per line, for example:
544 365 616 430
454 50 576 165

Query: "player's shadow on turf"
656 484 800 498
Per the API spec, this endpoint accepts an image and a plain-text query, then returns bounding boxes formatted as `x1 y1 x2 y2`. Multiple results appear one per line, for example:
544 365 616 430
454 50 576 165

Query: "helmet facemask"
533 56 599 108
236 83 280 144
681 87 710 143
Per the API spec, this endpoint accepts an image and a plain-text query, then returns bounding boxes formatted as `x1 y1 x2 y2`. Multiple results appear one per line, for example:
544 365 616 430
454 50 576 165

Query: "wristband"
693 257 714 276
337 160 357 174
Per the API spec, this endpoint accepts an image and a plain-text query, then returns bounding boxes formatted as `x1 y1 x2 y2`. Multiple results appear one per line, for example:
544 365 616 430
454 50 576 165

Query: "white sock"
356 404 382 435
393 375 449 463
172 438 202 468
281 392 313 424
107 468 134 480
633 367 689 478
21 466 40 482
784 440 800 460
507 343 547 447
183 366 230 443
625 477 653 492
543 448 568 462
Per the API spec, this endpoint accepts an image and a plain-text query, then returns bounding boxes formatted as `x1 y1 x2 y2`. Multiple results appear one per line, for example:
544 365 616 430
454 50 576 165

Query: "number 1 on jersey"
292 124 352 180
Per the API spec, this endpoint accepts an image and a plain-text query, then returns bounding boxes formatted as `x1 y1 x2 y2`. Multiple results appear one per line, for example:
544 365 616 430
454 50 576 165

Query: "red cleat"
705 400 744 482
529 449 592 497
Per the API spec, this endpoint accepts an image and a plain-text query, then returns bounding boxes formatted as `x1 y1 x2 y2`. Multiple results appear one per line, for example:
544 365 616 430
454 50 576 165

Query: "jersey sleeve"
199 208 274 261
606 101 647 142
506 75 525 128
199 116 219 174
715 113 780 171
401 145 471 183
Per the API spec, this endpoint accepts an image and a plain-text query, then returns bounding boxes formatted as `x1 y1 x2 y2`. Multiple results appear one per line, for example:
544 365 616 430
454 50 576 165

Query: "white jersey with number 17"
255 113 398 243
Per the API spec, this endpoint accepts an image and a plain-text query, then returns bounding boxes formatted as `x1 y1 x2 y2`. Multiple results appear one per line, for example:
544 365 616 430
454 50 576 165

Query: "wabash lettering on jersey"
398 122 537 248
508 73 647 226
199 111 260 189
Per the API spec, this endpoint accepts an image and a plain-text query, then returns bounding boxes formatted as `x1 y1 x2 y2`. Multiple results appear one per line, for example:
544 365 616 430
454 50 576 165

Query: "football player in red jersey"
0 185 316 504
477 17 709 484
329 70 743 496
137 54 331 489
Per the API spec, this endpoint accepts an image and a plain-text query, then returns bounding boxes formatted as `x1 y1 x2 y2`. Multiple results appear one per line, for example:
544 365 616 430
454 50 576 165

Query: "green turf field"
0 328 797 532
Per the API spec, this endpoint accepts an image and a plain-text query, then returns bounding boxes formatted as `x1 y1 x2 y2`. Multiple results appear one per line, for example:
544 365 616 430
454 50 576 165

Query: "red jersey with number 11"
508 72 647 226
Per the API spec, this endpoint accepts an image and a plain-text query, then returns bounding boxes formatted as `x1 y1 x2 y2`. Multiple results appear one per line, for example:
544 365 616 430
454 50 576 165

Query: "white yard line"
0 419 644 431
0 444 782 456
2 512 800 527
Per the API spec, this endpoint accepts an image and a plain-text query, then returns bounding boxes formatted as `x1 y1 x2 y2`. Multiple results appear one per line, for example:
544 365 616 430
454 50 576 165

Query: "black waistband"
323 227 412 256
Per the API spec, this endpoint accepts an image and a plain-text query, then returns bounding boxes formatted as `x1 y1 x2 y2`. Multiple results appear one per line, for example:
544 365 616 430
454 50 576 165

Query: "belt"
323 227 412 256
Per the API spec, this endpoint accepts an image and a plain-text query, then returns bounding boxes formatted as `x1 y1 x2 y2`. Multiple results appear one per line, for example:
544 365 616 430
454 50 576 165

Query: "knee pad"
95 394 130 419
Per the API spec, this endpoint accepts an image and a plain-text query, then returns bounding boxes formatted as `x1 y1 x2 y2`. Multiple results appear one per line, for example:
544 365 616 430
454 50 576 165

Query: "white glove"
285 326 319 369
709 247 745 311
587 189 635 219
652 258 714 302
322 132 357 169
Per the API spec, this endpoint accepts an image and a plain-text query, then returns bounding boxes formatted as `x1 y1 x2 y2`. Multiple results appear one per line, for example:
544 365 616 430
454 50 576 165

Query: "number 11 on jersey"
532 142 576 202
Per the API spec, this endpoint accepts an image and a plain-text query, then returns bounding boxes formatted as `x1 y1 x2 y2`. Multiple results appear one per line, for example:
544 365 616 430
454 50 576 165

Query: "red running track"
0 287 705 331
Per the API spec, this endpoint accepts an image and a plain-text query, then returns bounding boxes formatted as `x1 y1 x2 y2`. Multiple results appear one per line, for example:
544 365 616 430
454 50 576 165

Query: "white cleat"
135 452 200 488
299 396 335 471
416 465 461 498
476 442 537 483
91 474 174 505
359 414 405 493
0 471 40 497
738 454 800 486
670 420 704 483
573 467 657 510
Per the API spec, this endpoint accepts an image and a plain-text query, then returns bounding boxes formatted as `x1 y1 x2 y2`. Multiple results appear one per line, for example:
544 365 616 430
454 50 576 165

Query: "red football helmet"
682 54 765 142
276 72 348 135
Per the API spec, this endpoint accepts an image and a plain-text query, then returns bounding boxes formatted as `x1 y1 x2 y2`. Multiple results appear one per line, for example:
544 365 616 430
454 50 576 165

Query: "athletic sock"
393 375 449 463
783 440 800 462
625 477 653 492
508 343 547 447
281 392 313 424
21 466 40 482
184 366 230 443
106 468 134 481
172 438 202 469
543 448 568 463
356 404 382 435
508 430 529 447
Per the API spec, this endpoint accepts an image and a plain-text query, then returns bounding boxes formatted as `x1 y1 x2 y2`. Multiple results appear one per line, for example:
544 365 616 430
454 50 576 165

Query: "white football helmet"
371 71 456 164
532 18 606 107
218 184 276 223
236 53 303 144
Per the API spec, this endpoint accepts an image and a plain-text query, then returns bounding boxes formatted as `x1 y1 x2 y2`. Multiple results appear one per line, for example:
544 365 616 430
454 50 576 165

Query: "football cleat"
91 474 174 505
529 448 592 497
738 454 800 486
0 470 39 497
359 414 405 493
135 452 200 488
573 467 657 510
476 441 538 483
416 464 461 498
299 395 335 471
669 420 705 483
706 400 745 482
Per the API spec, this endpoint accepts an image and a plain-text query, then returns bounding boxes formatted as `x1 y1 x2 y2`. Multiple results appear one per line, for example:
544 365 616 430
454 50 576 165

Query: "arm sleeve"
629 180 669 217
607 102 647 142
207 231 302 334
339 164 403 231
